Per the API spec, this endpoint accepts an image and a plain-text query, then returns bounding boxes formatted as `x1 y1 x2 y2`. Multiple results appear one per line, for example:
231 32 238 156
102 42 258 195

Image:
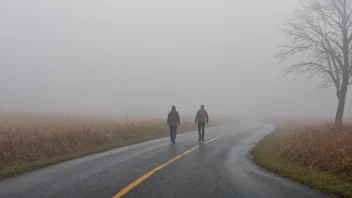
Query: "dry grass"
279 125 352 174
253 119 352 197
0 114 233 177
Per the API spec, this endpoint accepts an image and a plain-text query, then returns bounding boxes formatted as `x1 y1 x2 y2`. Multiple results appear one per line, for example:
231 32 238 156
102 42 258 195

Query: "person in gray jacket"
167 106 180 143
195 105 209 141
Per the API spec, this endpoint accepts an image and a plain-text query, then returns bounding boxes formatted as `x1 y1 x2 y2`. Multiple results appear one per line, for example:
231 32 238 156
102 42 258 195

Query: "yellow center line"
113 133 229 198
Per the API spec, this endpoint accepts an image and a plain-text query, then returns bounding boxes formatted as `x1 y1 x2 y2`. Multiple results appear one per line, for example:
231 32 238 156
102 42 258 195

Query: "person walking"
195 105 209 141
167 106 180 143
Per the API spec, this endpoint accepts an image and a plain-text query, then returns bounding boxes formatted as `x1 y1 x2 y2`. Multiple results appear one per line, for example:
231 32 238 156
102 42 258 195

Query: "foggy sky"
0 0 350 118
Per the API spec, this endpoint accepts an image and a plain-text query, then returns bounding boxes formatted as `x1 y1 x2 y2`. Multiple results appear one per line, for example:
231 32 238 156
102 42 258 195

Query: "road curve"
0 121 332 198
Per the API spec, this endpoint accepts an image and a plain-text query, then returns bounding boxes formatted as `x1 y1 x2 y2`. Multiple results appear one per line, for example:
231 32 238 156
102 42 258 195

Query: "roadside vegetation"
263 0 352 196
0 114 233 178
252 119 352 197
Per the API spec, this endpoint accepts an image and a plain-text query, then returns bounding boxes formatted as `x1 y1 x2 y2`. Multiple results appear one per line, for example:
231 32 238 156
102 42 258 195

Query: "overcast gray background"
0 0 349 118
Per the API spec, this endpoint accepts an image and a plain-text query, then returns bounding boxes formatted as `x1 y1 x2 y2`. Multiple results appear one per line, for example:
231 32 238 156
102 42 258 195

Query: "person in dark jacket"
195 105 209 141
167 106 180 143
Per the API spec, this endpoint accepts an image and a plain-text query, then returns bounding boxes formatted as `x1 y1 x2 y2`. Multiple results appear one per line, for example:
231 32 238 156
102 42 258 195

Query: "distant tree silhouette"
276 0 352 131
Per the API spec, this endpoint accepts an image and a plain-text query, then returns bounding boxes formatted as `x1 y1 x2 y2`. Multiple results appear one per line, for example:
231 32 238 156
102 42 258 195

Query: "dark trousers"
198 122 205 139
169 125 177 141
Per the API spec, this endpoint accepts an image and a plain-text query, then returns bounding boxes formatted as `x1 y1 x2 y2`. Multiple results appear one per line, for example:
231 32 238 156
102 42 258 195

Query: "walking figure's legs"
201 123 205 141
172 126 177 142
169 126 173 142
197 122 202 141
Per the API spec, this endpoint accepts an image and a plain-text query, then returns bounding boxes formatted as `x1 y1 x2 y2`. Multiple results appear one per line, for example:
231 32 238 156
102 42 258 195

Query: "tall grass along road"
0 114 232 178
252 120 352 198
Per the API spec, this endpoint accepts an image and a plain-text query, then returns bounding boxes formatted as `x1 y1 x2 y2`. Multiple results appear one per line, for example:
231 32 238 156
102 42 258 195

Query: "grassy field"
0 114 233 178
252 120 352 197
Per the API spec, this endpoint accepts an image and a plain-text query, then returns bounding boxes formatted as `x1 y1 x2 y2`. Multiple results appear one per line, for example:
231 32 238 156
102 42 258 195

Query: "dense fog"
0 0 349 118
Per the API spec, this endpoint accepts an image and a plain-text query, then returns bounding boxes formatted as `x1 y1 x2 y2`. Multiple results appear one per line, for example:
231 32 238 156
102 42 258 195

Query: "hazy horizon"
1 0 351 118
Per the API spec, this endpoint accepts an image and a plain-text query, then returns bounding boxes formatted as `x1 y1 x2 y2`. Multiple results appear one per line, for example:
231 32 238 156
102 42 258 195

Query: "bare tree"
276 0 352 131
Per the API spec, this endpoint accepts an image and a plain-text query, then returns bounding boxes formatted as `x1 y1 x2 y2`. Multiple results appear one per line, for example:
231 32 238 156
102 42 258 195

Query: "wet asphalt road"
0 121 332 198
